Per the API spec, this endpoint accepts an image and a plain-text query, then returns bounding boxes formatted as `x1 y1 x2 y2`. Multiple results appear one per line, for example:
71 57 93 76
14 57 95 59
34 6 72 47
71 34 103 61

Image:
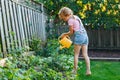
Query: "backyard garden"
0 39 120 80
0 0 120 80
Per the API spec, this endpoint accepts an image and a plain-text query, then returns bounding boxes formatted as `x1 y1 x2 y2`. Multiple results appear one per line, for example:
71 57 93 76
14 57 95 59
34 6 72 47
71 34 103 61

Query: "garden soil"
79 50 120 58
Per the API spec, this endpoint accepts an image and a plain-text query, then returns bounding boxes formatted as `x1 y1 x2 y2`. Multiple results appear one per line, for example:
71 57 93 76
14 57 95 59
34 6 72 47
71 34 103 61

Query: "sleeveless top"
68 15 86 33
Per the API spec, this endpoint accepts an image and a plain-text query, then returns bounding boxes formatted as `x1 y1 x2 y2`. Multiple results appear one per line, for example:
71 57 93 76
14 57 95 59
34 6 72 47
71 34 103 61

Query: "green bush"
0 39 82 80
0 53 81 80
43 39 74 57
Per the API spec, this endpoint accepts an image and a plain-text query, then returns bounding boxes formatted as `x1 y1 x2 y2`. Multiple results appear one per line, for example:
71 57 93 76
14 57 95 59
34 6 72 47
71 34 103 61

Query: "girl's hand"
60 33 67 39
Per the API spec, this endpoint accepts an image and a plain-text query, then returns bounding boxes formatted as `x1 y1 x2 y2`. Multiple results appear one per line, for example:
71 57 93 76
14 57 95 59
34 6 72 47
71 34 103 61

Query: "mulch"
79 50 120 58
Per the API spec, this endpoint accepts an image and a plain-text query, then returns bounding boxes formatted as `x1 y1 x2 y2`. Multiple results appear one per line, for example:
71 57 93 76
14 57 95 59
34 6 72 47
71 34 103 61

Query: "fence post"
41 4 46 42
0 2 7 57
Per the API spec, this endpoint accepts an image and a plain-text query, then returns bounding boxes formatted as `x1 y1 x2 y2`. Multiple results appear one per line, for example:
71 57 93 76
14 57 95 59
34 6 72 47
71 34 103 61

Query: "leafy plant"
29 36 42 55
0 52 81 80
43 39 74 57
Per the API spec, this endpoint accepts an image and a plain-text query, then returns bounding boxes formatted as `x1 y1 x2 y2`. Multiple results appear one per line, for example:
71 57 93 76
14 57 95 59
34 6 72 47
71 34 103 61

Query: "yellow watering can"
58 36 72 50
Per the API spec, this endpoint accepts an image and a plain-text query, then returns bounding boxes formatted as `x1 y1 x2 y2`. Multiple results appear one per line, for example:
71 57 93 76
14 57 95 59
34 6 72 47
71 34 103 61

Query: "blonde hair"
58 7 73 18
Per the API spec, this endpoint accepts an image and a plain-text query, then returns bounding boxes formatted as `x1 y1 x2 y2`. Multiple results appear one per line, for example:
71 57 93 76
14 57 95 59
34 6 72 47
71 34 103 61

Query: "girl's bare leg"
82 45 91 75
74 44 81 72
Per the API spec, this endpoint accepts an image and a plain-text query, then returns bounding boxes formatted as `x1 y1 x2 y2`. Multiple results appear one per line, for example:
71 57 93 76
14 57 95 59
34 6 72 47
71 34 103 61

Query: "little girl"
58 7 91 75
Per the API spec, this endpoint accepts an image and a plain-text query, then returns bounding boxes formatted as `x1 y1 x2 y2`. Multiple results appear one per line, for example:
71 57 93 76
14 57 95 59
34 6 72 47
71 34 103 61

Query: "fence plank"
24 7 30 40
0 6 7 55
39 13 42 38
5 0 15 51
36 12 39 37
116 30 120 47
12 2 22 48
1 0 10 51
27 9 32 39
18 5 26 46
30 10 33 36
34 11 37 37
32 10 36 36
98 29 101 47
110 30 113 47
21 6 29 46
9 0 18 49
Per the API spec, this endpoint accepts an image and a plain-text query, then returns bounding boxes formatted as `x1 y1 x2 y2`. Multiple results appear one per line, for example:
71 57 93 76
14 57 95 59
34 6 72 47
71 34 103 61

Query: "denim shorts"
74 31 89 45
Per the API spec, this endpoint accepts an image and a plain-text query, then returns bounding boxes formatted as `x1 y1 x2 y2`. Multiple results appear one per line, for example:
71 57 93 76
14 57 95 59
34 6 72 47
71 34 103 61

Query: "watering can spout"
59 45 66 50
58 36 72 49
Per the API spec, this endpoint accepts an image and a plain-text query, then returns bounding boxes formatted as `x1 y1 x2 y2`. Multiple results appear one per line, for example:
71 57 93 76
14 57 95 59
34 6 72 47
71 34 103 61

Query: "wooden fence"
87 28 120 50
0 0 47 54
55 26 120 50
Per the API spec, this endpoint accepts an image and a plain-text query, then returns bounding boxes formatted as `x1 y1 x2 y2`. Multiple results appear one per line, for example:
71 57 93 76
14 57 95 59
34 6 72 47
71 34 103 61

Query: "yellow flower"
87 3 91 10
77 1 82 6
107 10 111 15
113 10 118 15
100 3 103 8
83 5 88 11
115 0 119 3
104 0 107 3
79 12 86 19
102 6 106 12
94 10 100 14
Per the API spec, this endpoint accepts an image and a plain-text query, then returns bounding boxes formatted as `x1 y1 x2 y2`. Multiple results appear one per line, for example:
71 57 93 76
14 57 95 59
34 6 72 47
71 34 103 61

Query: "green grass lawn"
76 61 120 80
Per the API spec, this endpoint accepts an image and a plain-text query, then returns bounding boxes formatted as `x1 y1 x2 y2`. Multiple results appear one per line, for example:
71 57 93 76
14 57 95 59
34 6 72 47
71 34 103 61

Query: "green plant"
0 38 82 80
42 39 59 57
0 52 81 80
33 0 120 29
29 36 42 55
43 39 74 57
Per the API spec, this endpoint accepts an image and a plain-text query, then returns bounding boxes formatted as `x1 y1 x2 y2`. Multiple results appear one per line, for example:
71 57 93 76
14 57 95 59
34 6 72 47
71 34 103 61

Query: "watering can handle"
66 35 70 39
58 35 70 40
